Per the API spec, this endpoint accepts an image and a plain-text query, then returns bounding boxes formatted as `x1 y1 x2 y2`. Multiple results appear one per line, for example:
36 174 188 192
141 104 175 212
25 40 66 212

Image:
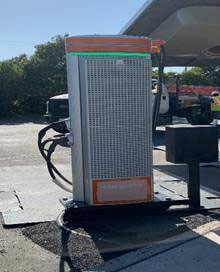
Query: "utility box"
166 125 218 163
65 35 163 206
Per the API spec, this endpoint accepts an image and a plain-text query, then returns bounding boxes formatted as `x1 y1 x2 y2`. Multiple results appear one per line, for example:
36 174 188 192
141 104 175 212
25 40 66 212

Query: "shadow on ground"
21 209 220 272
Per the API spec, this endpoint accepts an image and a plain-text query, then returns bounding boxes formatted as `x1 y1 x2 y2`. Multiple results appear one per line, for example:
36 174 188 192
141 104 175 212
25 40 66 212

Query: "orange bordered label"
93 176 152 205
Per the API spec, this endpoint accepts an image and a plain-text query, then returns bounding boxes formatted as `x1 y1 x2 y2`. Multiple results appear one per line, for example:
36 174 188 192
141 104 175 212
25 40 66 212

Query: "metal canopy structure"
120 0 220 66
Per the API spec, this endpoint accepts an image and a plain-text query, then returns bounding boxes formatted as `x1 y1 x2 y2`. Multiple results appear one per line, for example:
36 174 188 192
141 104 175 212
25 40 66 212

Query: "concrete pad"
18 192 66 210
0 164 71 185
153 169 181 181
154 165 185 181
154 163 220 193
0 184 14 191
0 191 21 212
154 184 185 201
2 162 219 225
119 236 220 272
14 181 66 194
158 180 188 198
0 121 219 226
96 221 220 272
157 179 220 209
1 208 61 225
95 241 182 272
0 164 71 225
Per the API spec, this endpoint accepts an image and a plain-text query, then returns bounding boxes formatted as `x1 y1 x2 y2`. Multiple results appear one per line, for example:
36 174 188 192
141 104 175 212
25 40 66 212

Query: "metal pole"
188 162 201 209
175 75 180 111
152 46 165 135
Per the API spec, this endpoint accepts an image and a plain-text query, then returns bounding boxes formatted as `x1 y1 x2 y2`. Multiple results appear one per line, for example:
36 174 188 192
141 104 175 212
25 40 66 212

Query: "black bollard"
188 162 200 208
166 125 218 209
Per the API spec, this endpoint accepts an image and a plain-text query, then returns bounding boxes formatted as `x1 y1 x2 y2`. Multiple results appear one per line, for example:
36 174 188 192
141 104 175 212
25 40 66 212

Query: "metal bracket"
66 132 74 145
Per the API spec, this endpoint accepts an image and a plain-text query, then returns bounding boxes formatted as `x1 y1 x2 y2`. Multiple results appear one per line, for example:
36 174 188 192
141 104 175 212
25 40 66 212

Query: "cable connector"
66 132 74 145
51 119 69 134
65 118 71 131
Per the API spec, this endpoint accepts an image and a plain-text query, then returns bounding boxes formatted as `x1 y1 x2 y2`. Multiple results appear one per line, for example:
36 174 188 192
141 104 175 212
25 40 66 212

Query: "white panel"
67 53 153 205
78 55 153 204
66 56 85 202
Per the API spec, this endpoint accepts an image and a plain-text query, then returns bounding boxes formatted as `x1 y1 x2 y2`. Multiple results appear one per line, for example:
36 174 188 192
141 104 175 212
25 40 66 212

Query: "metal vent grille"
81 55 152 179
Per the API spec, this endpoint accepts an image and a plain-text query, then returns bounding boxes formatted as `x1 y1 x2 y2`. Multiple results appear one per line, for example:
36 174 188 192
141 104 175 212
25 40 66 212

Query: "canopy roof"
120 0 220 66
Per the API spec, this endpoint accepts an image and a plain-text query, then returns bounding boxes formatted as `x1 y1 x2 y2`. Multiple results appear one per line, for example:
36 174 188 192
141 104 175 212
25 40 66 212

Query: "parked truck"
162 78 214 125
45 78 214 126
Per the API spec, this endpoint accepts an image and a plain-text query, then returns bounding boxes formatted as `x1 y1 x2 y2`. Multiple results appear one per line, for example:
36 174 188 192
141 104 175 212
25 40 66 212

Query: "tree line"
1 35 220 117
0 35 67 117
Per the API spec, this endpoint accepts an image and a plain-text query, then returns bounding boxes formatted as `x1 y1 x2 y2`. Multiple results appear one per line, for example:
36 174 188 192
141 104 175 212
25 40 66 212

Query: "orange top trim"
65 36 166 54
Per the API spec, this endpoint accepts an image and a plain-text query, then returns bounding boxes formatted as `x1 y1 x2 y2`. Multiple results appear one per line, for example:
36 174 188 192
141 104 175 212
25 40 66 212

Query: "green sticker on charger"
66 52 150 57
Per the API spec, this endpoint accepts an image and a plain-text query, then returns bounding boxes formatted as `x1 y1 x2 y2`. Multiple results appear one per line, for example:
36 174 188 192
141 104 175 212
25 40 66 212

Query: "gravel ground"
22 221 103 272
180 210 220 229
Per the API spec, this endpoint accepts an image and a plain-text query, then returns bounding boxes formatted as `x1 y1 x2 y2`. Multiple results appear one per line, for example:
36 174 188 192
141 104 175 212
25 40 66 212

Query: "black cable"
42 138 72 185
38 121 72 185
39 138 54 160
57 210 91 238
46 137 72 186
46 145 56 180
46 141 59 180
152 45 166 135
40 138 72 184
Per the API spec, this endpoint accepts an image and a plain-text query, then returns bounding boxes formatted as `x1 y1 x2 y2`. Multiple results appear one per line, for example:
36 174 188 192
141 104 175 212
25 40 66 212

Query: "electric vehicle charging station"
65 35 159 206
38 35 219 226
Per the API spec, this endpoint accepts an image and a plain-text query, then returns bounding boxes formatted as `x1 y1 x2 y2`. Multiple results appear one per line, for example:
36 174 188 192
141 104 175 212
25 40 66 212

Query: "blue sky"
0 0 147 60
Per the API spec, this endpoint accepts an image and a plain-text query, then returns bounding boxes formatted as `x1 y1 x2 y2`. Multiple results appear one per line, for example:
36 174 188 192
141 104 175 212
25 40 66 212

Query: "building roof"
121 0 220 66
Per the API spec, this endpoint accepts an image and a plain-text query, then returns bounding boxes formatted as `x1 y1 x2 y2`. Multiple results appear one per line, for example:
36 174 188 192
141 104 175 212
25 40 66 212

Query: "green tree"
0 55 28 116
22 35 67 114
152 69 177 85
0 35 67 116
180 67 207 85
2 34 220 117
198 66 220 86
164 72 177 85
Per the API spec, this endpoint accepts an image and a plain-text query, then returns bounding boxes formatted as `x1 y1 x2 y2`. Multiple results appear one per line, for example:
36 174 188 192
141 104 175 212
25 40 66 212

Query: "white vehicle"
45 79 213 127
152 81 170 115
